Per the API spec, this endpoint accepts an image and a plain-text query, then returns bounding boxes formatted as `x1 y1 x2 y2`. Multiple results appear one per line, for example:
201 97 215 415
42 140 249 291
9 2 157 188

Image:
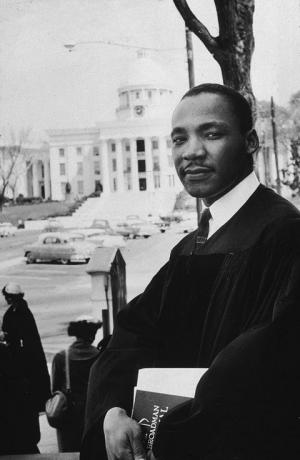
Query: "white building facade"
47 54 181 203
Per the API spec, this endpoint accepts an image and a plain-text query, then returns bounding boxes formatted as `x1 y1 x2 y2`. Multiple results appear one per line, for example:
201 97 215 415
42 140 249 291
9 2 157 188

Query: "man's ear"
246 129 259 155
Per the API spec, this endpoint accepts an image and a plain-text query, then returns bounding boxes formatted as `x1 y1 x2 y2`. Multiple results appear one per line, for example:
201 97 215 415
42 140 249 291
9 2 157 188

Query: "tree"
173 0 255 111
0 128 33 211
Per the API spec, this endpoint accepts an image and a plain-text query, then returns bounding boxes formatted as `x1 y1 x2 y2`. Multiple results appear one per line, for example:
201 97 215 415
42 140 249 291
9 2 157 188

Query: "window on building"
113 178 117 191
41 163 44 178
168 155 173 167
148 90 152 99
77 181 84 194
126 157 131 172
76 147 82 155
93 146 100 156
138 159 146 173
152 139 159 150
125 143 130 152
111 143 116 152
59 148 65 157
77 162 83 175
136 139 145 152
135 91 140 99
154 175 161 188
59 163 66 176
112 158 117 172
94 161 101 175
166 138 172 149
139 178 146 191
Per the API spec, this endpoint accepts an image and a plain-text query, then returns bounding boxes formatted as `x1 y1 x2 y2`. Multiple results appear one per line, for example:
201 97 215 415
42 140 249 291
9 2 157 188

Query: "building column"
44 160 51 199
130 138 139 191
116 139 125 192
145 138 154 191
158 136 169 189
101 140 111 194
32 160 40 197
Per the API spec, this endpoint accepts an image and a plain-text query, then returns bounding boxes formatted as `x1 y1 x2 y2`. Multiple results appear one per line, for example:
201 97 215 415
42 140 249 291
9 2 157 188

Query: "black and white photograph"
0 1 300 459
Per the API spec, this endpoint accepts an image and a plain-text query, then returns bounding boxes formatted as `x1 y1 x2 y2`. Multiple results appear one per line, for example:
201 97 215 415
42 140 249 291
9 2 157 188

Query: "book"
131 368 208 451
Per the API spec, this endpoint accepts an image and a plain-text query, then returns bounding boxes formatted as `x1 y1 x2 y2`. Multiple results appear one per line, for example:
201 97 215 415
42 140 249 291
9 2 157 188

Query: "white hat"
4 282 24 295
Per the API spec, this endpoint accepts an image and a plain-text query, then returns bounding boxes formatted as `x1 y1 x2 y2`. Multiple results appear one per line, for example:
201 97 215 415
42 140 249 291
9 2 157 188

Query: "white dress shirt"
205 171 260 239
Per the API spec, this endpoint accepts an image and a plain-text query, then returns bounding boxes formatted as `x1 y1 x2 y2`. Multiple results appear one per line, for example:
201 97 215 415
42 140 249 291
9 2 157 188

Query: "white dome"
120 52 170 90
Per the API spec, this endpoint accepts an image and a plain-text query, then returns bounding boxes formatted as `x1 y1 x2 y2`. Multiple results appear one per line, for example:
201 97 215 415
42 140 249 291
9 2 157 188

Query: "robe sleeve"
153 240 300 459
80 261 170 460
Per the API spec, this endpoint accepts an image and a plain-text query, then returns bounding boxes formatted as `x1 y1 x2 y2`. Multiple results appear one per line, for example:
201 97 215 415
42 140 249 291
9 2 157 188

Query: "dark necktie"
196 207 211 246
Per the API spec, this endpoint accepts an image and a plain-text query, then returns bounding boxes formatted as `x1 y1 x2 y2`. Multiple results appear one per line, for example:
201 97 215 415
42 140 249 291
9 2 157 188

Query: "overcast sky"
0 0 299 139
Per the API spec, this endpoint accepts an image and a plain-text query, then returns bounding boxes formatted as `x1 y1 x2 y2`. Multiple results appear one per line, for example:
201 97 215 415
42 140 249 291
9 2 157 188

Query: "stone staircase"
71 191 177 227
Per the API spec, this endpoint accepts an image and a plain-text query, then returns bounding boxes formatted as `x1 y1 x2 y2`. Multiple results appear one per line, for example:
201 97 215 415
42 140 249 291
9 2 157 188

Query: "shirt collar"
205 171 260 236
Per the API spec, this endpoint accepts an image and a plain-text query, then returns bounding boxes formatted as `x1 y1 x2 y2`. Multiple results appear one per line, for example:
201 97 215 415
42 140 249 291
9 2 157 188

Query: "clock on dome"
134 105 145 116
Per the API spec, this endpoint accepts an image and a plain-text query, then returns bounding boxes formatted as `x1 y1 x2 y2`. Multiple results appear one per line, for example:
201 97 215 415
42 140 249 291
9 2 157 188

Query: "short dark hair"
181 83 253 134
68 320 102 341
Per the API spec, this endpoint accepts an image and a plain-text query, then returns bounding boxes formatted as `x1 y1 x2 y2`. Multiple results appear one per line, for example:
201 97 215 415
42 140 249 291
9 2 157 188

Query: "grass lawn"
0 201 78 224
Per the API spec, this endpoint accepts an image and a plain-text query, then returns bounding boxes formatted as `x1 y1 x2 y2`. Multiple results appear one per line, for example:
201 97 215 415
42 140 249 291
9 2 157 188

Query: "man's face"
171 92 253 205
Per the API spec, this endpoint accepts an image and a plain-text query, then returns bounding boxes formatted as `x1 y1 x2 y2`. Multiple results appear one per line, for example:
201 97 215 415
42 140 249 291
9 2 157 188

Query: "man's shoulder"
255 185 300 219
249 186 300 246
170 230 198 257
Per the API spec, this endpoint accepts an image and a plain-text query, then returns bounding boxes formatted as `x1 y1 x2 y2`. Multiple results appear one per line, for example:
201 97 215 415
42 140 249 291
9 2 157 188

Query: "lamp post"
185 27 202 223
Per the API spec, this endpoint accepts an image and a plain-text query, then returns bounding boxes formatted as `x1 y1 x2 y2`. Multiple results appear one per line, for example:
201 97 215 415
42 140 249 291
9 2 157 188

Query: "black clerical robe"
81 186 300 459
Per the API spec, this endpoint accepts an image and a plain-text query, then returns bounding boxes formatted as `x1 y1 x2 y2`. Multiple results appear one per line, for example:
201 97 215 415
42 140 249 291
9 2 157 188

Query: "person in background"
1 282 50 454
51 315 101 452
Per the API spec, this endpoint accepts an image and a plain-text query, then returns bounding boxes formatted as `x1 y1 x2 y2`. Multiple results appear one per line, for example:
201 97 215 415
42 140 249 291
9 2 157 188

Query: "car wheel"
144 235 150 239
60 258 69 265
26 252 35 264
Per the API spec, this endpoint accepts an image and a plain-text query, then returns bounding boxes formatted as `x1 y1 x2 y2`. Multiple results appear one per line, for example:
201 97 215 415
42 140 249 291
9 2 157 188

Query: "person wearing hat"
51 315 102 452
1 282 50 454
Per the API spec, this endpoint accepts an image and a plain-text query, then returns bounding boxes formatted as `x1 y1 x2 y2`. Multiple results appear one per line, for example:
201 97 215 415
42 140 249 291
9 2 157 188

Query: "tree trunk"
173 0 256 114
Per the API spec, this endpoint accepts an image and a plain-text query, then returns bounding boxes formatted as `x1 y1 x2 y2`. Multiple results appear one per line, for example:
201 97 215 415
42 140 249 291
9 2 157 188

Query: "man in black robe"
81 84 300 460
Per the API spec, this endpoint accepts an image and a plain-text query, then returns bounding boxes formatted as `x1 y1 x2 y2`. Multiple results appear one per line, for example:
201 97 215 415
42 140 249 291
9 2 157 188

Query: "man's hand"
104 407 146 460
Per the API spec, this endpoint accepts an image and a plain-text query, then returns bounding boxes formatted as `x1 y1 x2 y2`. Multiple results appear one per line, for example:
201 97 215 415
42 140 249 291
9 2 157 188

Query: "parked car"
84 230 126 248
0 222 17 237
24 232 95 264
75 229 126 248
176 213 198 234
113 221 140 239
160 212 183 224
43 218 64 233
145 215 169 233
90 219 114 233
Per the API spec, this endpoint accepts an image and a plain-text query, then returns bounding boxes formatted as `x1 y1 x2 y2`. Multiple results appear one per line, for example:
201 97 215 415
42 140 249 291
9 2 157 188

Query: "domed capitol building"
45 52 182 220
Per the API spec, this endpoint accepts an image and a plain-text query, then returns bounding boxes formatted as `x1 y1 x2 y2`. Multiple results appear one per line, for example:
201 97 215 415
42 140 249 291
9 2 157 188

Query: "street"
0 227 185 358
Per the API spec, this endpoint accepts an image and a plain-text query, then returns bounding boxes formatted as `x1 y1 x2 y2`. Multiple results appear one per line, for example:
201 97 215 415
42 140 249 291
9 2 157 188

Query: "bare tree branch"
173 0 219 54
173 0 256 116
